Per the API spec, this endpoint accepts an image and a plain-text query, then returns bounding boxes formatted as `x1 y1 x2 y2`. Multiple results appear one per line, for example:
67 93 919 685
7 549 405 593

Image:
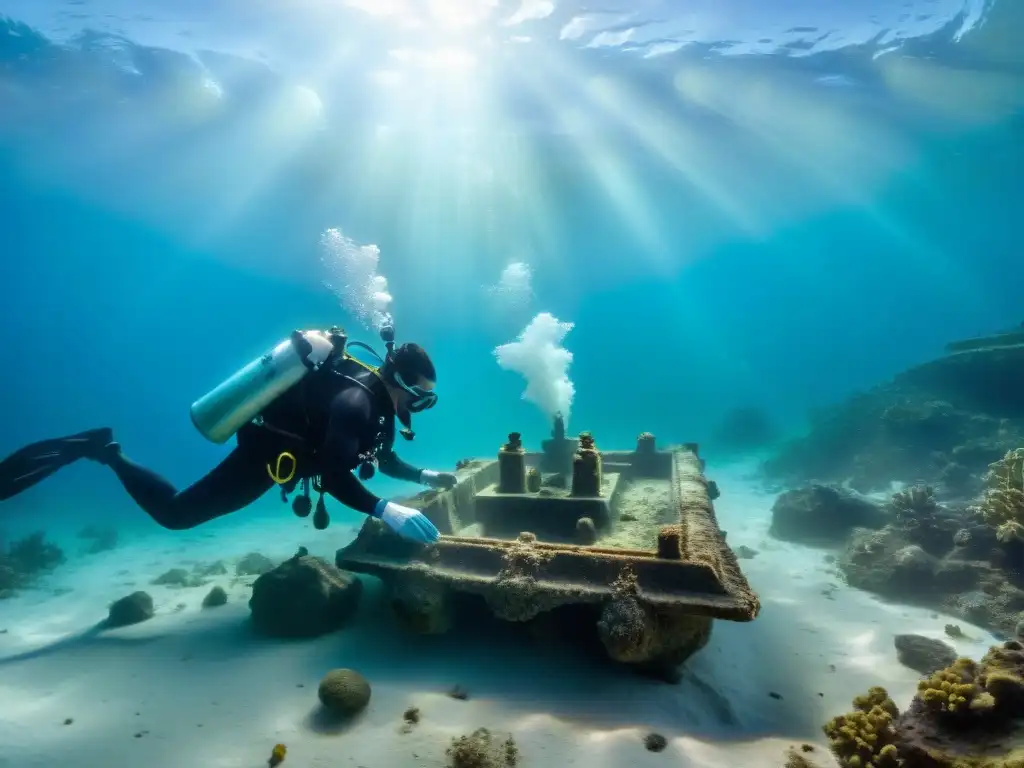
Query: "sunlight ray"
580 75 767 238
504 49 671 269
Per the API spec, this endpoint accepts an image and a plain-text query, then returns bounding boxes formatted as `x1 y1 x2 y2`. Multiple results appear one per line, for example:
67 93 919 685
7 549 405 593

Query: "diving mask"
394 371 438 413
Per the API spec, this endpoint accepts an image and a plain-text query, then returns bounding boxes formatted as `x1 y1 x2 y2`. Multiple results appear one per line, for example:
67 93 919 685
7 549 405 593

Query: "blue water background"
0 0 1022 535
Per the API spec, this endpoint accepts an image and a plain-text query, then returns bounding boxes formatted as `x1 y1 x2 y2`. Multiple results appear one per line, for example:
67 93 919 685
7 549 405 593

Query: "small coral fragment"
446 728 518 768
268 743 286 767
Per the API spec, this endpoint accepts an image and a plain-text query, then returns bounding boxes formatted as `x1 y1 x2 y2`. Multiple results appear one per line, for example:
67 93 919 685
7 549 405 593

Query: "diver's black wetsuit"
104 360 422 530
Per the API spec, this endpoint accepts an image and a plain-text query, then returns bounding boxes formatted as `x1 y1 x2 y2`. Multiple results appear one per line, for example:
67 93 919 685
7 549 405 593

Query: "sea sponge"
446 728 518 768
977 640 1024 709
317 669 371 717
822 686 903 767
917 658 995 716
830 642 1024 768
972 448 1024 542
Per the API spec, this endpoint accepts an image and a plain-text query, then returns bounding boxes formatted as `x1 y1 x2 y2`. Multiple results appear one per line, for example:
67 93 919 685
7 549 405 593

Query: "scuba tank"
190 328 348 444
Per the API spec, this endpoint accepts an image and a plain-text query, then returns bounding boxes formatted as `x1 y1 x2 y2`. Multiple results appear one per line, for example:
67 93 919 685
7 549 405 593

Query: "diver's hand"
374 500 440 543
419 469 457 490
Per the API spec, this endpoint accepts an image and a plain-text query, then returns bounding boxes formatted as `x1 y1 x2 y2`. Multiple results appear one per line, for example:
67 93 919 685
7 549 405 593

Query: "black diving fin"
0 428 113 501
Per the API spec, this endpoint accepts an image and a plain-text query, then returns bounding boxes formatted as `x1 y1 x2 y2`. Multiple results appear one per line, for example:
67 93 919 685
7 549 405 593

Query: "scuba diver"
0 320 454 543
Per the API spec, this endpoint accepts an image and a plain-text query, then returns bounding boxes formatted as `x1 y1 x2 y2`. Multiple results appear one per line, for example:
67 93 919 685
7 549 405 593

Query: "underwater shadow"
281 587 830 746
302 705 368 736
0 578 833 747
0 619 163 666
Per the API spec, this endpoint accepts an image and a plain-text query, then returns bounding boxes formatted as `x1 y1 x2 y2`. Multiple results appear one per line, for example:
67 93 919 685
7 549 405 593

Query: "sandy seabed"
0 462 1000 768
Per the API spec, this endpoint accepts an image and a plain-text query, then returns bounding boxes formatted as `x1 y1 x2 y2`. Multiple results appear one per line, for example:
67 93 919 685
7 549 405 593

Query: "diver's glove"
373 499 440 544
419 469 457 490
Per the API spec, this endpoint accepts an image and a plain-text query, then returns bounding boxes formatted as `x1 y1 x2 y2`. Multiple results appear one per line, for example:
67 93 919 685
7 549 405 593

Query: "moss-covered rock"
249 555 361 638
106 591 154 627
770 485 888 547
235 552 275 576
201 586 227 608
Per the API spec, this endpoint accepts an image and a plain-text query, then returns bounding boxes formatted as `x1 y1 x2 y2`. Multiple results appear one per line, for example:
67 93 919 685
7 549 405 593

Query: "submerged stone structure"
336 420 760 678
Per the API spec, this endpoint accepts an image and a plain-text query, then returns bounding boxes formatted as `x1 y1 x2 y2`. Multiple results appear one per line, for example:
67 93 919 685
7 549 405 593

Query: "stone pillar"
526 467 541 493
498 432 527 494
571 431 603 497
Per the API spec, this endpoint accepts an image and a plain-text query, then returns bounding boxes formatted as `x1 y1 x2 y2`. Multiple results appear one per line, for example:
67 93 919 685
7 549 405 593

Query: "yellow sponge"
823 687 902 767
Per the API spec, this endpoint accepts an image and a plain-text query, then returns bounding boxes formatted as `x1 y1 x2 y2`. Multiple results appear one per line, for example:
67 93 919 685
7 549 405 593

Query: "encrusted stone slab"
336 446 759 624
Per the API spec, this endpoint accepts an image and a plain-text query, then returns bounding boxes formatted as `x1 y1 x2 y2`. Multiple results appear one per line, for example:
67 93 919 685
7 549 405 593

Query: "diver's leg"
103 445 275 530
0 428 113 501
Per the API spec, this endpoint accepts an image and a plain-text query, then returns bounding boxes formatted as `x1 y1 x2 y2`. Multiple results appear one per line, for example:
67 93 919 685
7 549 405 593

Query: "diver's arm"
319 469 380 516
319 387 384 516
377 450 425 483
380 450 458 490
320 387 440 542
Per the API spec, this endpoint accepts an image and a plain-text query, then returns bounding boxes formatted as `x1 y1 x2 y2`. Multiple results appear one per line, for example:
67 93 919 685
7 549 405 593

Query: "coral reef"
888 485 965 558
891 485 937 522
824 641 1024 767
972 449 1024 543
835 508 1024 638
446 728 518 768
774 474 1024 638
0 531 66 598
105 591 154 627
762 326 1024 498
317 668 371 717
249 555 362 638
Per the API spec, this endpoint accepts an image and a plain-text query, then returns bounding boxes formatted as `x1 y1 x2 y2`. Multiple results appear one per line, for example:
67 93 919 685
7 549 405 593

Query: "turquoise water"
2 1 1021 535
0 3 1023 765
